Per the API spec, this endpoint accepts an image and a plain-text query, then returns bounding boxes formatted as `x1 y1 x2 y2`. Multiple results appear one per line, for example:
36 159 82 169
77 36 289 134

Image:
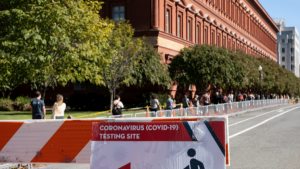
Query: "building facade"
101 0 279 97
273 19 299 77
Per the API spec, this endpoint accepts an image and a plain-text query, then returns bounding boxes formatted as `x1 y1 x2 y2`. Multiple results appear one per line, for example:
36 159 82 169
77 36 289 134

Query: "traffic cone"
180 104 184 116
216 105 219 115
172 103 176 117
190 102 194 115
146 106 150 117
223 105 225 114
159 106 163 117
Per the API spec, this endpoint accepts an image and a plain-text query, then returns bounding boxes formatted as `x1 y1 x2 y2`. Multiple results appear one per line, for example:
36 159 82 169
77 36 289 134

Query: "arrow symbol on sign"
119 163 131 169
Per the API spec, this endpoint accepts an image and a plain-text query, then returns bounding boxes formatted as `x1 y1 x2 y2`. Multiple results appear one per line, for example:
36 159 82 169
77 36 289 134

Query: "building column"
152 0 159 29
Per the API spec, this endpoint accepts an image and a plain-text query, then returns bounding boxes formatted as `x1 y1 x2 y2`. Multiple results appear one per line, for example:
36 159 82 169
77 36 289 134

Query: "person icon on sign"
184 148 205 169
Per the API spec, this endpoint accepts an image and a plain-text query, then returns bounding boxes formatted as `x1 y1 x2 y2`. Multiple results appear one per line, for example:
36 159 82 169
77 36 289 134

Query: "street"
36 104 300 169
227 104 300 169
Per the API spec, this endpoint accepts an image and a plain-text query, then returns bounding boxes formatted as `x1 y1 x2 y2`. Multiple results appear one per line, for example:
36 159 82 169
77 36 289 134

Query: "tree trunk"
41 82 48 101
110 90 114 113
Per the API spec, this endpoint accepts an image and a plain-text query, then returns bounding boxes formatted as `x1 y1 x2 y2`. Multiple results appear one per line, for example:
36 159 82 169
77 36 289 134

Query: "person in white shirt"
112 95 124 116
51 94 66 119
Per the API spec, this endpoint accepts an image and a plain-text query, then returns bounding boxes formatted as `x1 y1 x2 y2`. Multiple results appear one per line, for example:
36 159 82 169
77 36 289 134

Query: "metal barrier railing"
98 99 292 118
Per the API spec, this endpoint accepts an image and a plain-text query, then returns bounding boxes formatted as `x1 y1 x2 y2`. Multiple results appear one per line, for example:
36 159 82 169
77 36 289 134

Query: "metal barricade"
186 107 204 116
250 100 254 109
237 102 244 112
109 114 134 118
232 102 238 113
172 109 186 117
216 104 225 115
135 112 156 117
156 110 173 117
206 105 219 116
223 103 231 114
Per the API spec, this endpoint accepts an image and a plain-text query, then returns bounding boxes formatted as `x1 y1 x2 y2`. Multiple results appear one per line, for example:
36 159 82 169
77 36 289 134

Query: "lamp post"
258 65 263 100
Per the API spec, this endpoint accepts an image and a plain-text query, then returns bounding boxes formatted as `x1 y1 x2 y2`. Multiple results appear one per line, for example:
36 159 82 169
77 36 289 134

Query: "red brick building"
101 0 279 97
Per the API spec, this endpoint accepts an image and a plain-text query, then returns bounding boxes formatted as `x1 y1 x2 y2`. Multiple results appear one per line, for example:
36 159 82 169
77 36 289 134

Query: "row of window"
281 56 294 62
164 3 275 54
210 0 275 53
281 39 294 43
281 65 295 70
281 48 294 54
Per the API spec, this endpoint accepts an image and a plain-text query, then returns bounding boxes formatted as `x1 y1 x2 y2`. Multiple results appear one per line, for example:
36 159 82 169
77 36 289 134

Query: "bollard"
180 104 184 116
189 103 194 115
146 106 150 117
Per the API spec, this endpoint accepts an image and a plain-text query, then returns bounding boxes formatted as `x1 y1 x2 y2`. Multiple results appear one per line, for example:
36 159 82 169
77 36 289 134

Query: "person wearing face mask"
30 91 46 119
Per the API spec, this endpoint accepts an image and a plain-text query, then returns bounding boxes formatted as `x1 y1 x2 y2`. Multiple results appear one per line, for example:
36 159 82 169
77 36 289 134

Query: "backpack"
223 96 228 103
204 95 210 104
238 94 243 100
112 102 121 115
182 98 189 107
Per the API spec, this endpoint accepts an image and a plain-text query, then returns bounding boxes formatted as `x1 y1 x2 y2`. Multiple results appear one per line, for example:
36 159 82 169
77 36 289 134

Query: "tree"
120 42 172 93
101 21 172 111
0 51 33 97
169 45 244 94
0 0 113 100
169 44 300 99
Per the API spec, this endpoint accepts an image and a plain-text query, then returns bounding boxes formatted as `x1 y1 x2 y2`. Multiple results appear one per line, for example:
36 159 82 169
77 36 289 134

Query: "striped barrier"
0 117 229 167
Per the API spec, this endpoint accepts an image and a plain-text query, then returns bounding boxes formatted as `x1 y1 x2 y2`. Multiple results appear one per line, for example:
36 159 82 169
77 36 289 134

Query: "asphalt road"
227 104 300 169
37 104 300 169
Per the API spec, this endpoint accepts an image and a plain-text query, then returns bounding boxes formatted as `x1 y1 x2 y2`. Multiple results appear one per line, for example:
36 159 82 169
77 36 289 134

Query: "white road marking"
229 109 278 127
229 106 300 139
229 105 298 127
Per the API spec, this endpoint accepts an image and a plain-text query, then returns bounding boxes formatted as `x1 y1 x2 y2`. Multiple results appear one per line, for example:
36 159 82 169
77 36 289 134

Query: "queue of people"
30 90 290 119
30 91 67 120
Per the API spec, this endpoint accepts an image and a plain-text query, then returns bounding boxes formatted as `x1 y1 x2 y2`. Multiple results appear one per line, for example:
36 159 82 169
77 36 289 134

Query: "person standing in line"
213 91 223 105
31 91 46 119
230 93 234 103
228 94 232 103
112 95 124 116
213 91 222 114
193 95 199 107
51 94 66 119
238 92 243 102
150 94 159 117
166 95 174 117
243 93 247 101
200 91 210 106
270 93 273 99
182 95 190 108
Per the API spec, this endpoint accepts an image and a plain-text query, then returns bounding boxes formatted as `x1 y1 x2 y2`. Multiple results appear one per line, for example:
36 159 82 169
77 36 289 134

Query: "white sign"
90 118 226 169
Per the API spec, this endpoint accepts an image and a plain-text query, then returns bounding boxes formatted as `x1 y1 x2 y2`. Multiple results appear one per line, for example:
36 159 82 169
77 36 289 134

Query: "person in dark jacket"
182 95 190 108
213 91 223 114
213 91 223 104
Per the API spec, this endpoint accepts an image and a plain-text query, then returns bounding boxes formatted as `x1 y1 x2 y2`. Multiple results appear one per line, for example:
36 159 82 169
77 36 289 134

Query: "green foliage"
14 96 31 106
0 0 113 99
100 20 171 110
169 45 244 93
0 98 13 111
128 43 172 88
170 44 300 96
0 106 12 111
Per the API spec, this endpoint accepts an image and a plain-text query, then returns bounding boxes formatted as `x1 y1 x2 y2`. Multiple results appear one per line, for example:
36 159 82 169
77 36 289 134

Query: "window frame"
177 13 183 38
112 6 125 22
165 6 172 34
